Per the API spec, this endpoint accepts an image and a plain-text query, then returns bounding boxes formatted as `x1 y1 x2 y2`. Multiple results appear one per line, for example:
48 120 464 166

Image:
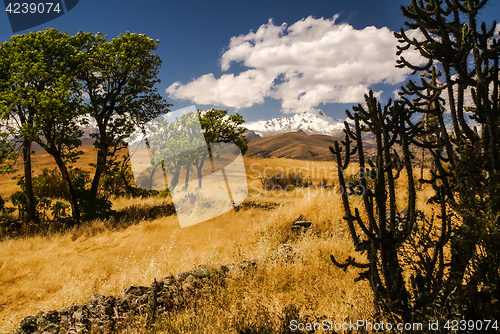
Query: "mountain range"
244 108 349 138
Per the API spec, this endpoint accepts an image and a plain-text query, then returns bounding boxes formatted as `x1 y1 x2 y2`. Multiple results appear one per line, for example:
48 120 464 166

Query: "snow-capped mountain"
244 108 349 137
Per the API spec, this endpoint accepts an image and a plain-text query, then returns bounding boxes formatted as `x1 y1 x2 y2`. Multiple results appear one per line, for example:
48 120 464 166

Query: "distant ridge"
245 132 344 161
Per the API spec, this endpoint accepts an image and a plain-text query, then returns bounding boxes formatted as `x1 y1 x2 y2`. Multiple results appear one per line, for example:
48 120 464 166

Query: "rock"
59 315 73 329
293 214 304 222
121 286 151 297
137 294 149 306
87 294 115 319
45 310 60 324
20 316 37 333
89 318 114 333
60 305 78 316
35 311 50 331
74 321 89 334
182 282 194 292
114 297 130 314
72 306 90 330
175 266 212 282
40 323 59 334
293 221 312 228
160 275 177 287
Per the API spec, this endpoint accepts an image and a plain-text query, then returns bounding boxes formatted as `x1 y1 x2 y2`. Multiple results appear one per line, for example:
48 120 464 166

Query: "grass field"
0 149 434 333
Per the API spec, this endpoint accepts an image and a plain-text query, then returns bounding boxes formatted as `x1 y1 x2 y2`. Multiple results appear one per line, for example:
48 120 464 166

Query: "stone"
293 214 304 222
60 305 79 316
182 282 194 292
40 323 59 334
87 294 115 319
20 316 37 333
114 297 130 314
121 286 151 297
35 312 50 332
293 221 312 228
184 275 195 285
59 315 73 329
72 306 90 328
74 321 89 334
44 310 59 324
137 294 149 306
160 275 176 287
175 266 211 282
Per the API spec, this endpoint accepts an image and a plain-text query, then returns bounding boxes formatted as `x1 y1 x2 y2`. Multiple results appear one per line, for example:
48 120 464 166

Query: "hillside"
245 132 356 161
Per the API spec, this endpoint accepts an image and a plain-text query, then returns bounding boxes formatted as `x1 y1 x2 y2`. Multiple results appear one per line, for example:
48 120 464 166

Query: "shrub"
32 168 90 199
51 201 69 219
261 172 307 190
77 190 114 221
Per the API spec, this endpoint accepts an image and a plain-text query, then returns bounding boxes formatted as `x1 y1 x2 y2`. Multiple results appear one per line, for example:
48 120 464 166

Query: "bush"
77 190 114 221
261 172 308 190
11 191 26 218
32 168 90 199
51 201 69 219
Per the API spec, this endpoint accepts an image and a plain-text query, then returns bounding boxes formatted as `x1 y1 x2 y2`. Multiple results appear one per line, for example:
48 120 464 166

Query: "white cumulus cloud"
166 15 423 113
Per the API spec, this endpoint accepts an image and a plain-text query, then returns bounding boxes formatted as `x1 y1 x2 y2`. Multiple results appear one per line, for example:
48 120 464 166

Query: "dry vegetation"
0 151 435 333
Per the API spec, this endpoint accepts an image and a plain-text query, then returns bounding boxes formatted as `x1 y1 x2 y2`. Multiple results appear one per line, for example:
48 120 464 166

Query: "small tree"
196 108 248 189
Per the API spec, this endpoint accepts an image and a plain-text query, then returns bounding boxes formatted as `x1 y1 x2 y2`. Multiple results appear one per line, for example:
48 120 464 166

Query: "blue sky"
1 0 499 123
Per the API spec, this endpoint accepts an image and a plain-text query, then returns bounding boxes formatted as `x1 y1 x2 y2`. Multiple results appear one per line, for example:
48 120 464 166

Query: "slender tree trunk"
53 153 80 223
90 142 108 198
196 160 204 189
184 164 191 189
22 138 38 223
169 166 181 193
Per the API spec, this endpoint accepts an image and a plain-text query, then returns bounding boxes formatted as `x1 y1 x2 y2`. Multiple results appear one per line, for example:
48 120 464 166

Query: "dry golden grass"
0 190 374 333
0 151 435 333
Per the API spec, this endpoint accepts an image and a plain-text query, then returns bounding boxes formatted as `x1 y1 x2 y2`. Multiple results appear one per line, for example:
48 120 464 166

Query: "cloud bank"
166 15 423 113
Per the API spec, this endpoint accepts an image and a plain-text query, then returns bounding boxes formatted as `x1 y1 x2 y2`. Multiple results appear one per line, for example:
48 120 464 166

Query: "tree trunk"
196 161 204 189
169 166 181 193
53 153 81 223
184 164 191 189
90 142 108 198
22 138 38 223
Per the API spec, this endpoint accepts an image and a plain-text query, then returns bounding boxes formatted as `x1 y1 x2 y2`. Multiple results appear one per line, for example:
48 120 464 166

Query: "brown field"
0 149 434 333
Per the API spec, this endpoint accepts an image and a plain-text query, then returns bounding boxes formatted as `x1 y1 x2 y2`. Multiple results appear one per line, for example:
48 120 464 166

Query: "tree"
142 108 248 192
196 108 248 189
146 110 203 193
0 29 84 223
74 31 171 199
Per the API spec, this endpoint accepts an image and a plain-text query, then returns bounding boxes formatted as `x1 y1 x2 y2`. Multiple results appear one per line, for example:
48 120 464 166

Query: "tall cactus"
330 91 448 321
332 0 500 324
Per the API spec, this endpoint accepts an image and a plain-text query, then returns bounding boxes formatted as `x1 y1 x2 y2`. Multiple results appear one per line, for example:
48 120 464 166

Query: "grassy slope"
0 149 434 333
